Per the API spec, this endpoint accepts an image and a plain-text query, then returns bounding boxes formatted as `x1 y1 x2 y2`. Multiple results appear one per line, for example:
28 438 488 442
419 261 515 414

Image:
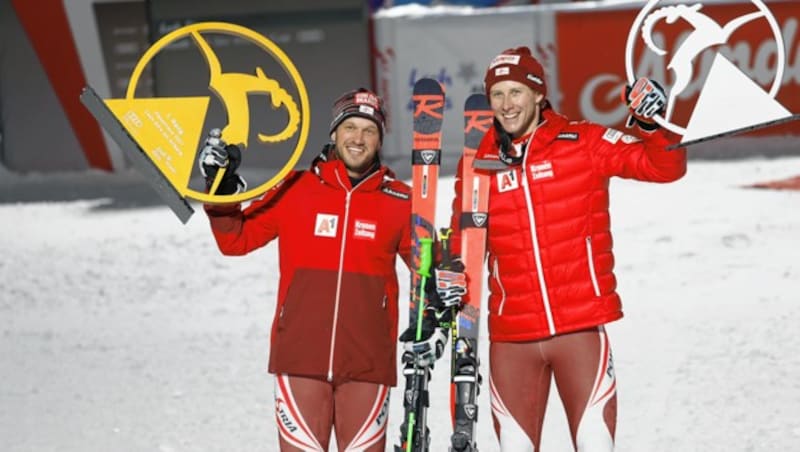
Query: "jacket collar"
475 109 569 169
311 145 393 191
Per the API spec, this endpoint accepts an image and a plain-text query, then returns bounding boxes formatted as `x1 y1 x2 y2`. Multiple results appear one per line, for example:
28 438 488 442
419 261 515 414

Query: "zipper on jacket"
493 257 508 315
327 189 351 382
519 131 557 336
585 236 601 297
326 170 380 382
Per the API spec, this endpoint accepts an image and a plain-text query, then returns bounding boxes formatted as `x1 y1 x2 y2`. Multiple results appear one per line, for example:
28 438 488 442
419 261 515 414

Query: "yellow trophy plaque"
81 22 310 223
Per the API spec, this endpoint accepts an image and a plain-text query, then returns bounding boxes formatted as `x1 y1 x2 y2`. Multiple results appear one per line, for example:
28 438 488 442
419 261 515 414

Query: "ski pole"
402 237 433 452
667 113 800 149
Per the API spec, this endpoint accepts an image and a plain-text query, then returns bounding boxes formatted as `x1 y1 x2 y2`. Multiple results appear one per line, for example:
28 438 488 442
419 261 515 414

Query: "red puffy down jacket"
449 108 687 342
205 155 412 386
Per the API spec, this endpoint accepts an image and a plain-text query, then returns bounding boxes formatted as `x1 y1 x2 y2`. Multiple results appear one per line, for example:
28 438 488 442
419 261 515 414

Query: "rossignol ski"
449 93 493 452
396 77 445 452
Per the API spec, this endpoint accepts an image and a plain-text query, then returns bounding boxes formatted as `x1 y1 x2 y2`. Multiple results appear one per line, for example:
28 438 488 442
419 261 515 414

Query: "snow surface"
2 157 800 452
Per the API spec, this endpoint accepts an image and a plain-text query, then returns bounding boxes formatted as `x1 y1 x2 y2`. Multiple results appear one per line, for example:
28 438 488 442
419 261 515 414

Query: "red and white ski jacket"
449 108 687 342
205 154 412 386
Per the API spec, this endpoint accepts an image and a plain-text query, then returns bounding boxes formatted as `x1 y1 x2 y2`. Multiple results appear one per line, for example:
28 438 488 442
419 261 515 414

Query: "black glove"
429 260 467 310
399 315 449 368
399 259 467 368
622 77 667 132
198 128 247 195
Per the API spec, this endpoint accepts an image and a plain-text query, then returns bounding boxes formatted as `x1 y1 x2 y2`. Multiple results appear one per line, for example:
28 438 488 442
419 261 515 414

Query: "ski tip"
413 77 444 95
465 93 489 110
464 93 493 149
412 78 445 135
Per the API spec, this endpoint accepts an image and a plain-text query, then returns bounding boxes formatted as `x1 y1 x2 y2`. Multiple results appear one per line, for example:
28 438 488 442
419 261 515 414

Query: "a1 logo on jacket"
315 213 339 238
497 170 519 193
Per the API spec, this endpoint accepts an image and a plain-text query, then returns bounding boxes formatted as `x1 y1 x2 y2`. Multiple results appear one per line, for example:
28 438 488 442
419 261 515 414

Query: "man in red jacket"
199 88 428 452
447 47 687 451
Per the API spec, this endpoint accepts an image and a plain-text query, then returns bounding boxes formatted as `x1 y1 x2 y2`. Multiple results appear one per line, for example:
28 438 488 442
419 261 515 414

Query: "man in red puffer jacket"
447 47 686 452
199 88 445 452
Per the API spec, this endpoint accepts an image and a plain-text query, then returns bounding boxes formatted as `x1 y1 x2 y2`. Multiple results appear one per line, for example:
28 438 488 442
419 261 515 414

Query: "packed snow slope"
1 157 799 451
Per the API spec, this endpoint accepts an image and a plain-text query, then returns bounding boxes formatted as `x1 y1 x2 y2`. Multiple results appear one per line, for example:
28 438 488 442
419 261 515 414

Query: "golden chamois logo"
83 22 310 222
192 29 301 147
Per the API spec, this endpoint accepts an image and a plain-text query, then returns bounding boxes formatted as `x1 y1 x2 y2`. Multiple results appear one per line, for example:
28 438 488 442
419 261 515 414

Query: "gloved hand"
621 77 667 132
399 314 449 368
430 260 467 309
428 260 467 311
399 259 467 368
198 128 247 195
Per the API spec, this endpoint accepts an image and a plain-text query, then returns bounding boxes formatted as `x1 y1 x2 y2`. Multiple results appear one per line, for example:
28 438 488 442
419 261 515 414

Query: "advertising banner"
557 0 800 140
373 1 800 165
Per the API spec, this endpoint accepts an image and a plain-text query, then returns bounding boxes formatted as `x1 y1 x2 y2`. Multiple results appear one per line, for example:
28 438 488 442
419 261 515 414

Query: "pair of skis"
396 78 443 452
397 78 493 452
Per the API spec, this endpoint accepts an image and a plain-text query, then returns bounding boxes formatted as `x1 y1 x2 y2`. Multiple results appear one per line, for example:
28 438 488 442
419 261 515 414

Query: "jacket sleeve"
398 213 413 269
203 172 300 255
592 126 687 183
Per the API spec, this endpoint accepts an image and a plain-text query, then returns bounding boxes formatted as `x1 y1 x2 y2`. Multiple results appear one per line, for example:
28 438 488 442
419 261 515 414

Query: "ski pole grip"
418 237 434 278
415 237 434 341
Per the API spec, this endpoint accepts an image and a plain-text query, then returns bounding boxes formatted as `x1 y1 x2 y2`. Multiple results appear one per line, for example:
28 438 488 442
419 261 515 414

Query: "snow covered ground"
2 156 799 452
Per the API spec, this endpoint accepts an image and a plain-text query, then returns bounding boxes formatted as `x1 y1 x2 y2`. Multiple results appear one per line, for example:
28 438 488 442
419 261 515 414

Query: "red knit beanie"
484 47 547 98
329 88 387 140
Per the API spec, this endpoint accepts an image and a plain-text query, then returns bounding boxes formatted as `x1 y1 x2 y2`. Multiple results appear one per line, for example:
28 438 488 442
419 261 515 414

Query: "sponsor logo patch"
421 150 437 164
354 92 380 109
602 128 623 144
495 67 510 76
621 134 640 144
381 186 410 200
464 403 477 420
530 160 554 181
497 170 519 192
354 219 377 240
472 212 488 227
314 213 338 238
489 54 521 68
557 132 579 141
526 74 543 85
